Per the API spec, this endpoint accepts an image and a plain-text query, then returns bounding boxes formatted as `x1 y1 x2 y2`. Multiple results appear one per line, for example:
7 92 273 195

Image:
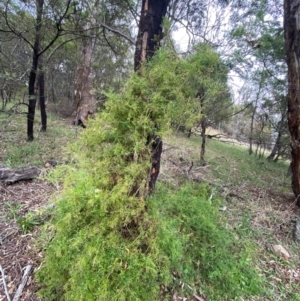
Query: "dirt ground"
0 179 54 301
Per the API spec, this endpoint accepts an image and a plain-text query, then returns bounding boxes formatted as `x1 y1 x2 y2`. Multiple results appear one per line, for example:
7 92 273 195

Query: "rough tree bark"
284 0 300 204
27 0 44 141
134 0 170 71
74 25 96 128
38 58 47 131
198 89 207 166
134 0 170 192
200 118 207 166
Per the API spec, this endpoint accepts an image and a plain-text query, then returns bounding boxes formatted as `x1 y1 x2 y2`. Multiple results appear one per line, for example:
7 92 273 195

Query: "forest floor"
1 112 300 300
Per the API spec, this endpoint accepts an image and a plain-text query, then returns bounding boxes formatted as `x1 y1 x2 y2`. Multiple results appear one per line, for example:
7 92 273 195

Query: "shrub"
37 49 262 300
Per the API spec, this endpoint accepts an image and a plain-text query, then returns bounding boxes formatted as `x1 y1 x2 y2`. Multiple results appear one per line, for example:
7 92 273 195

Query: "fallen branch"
167 159 183 170
162 146 179 153
12 265 32 301
191 176 225 192
226 192 246 201
0 264 12 301
0 166 41 184
187 161 194 174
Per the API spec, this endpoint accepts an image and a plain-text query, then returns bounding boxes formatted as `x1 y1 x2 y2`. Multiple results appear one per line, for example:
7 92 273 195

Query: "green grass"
0 110 77 167
164 133 300 301
167 133 290 191
150 183 264 300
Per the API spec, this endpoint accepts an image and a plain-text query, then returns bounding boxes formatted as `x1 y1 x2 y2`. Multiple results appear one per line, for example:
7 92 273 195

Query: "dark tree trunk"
200 118 207 166
148 136 163 191
284 0 300 203
134 0 170 71
27 51 39 141
27 0 44 141
39 60 47 131
134 0 170 192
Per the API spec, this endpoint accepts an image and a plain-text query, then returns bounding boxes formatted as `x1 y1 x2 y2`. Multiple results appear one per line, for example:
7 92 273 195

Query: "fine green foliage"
37 48 260 301
38 179 263 301
37 49 202 301
149 183 263 300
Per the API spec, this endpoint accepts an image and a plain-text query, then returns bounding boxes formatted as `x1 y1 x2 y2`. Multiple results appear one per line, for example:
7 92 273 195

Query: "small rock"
219 206 227 212
272 244 290 260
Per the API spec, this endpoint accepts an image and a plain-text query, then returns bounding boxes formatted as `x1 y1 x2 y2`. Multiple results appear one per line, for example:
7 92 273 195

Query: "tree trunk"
267 124 283 162
134 0 170 71
74 25 96 128
134 0 170 192
249 105 256 155
39 59 47 131
200 118 207 166
27 0 44 141
284 0 300 203
27 51 39 141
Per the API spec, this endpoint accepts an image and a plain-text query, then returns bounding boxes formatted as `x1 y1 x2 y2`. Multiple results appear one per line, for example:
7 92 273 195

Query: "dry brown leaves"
0 179 55 301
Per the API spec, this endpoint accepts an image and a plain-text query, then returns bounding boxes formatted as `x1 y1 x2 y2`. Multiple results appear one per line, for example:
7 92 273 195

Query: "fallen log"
0 166 41 184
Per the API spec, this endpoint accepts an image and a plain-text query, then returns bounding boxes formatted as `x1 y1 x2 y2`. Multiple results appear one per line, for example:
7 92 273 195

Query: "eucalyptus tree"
73 0 134 127
284 0 300 202
168 0 230 52
0 36 29 109
133 0 170 191
229 0 288 158
0 0 76 140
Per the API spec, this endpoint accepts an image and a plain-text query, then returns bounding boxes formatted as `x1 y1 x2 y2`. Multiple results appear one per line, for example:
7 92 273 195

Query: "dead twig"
162 146 179 153
0 264 12 301
187 161 194 174
168 159 184 171
12 265 32 301
226 192 246 201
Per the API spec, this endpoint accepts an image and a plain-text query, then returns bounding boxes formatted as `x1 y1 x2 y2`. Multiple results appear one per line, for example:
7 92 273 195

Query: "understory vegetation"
37 180 263 301
32 49 297 301
1 100 299 300
1 1 300 300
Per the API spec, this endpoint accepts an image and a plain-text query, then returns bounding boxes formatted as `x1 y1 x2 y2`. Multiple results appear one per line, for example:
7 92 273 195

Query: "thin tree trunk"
134 0 170 193
267 131 282 162
249 72 265 155
267 112 286 162
249 106 256 155
74 24 96 128
284 0 300 203
200 119 207 166
27 51 39 141
39 59 47 131
27 0 44 141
